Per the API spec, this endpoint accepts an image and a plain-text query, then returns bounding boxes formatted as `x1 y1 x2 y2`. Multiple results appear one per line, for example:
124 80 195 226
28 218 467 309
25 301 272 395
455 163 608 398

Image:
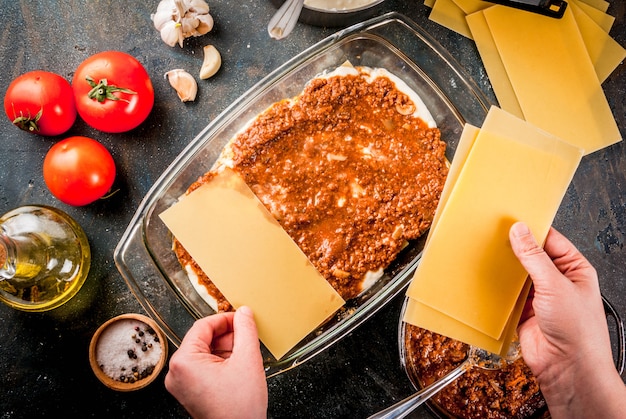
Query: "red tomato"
72 51 154 133
43 136 116 206
3 70 77 136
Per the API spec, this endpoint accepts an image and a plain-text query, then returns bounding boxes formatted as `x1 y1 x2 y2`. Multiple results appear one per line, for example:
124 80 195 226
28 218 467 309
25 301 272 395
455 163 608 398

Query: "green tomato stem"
11 106 42 132
85 76 136 103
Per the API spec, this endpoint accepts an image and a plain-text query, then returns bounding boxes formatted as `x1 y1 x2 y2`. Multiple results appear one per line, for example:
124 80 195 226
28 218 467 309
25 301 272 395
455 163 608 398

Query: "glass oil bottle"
0 205 90 311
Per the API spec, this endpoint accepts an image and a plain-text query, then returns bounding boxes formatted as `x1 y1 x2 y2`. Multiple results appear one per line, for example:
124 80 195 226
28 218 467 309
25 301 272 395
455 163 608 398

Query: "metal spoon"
368 341 521 419
267 0 305 40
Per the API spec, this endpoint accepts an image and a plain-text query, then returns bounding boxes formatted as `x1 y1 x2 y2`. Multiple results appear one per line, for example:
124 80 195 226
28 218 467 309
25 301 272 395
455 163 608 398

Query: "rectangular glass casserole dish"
114 12 492 377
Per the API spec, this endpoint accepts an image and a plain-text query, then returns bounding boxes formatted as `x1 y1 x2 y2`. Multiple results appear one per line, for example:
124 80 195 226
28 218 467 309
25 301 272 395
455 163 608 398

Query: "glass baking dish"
114 12 492 377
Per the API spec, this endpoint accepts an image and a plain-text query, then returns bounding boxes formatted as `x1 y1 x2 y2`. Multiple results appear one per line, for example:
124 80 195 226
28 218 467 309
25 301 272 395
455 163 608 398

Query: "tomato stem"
85 76 137 103
101 189 120 200
11 105 43 133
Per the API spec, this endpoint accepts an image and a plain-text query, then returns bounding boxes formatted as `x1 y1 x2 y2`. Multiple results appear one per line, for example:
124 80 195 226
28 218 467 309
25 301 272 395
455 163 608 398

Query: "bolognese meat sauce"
404 325 548 419
175 68 448 311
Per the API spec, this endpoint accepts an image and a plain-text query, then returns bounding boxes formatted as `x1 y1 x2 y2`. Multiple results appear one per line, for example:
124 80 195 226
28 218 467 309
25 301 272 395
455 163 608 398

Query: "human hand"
509 222 626 418
165 306 268 419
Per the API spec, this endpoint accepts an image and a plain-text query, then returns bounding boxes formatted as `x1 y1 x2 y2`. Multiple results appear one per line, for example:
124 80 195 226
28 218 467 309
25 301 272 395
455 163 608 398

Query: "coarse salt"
96 318 163 383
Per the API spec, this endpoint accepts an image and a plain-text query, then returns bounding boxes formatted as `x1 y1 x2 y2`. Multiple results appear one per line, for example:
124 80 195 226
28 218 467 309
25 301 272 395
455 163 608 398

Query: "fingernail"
237 306 253 317
511 222 530 237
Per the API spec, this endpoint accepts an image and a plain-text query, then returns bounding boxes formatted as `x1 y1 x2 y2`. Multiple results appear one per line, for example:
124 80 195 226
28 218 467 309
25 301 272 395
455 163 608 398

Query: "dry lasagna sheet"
173 64 448 312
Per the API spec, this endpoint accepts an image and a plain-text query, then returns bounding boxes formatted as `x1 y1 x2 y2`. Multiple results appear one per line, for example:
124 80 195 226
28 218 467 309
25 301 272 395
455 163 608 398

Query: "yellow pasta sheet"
429 0 472 39
160 168 345 360
578 0 609 13
431 0 624 155
465 11 524 119
572 0 614 31
467 1 626 126
482 5 622 154
405 122 527 356
569 1 626 83
405 107 583 345
404 279 531 356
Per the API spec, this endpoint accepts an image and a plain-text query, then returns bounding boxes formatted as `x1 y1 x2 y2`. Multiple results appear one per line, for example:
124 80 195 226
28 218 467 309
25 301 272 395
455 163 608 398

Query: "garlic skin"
200 45 221 79
159 20 184 48
151 0 214 48
195 13 214 36
165 69 198 102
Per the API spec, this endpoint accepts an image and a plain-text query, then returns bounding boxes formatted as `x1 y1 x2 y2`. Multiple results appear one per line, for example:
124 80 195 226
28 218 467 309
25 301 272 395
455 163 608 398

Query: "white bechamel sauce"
304 0 379 11
186 264 219 312
360 268 384 294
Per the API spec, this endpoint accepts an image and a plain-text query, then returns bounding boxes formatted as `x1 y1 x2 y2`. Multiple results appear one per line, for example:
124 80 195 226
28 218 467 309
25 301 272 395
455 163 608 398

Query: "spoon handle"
367 360 472 419
267 0 305 40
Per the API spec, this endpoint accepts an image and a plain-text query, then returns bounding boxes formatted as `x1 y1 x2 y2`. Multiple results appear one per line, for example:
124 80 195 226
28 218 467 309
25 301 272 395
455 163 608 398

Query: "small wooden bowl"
89 313 168 391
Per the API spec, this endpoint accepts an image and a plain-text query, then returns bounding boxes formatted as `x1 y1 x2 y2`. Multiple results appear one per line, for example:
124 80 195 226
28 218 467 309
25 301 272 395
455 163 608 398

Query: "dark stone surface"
0 1 624 418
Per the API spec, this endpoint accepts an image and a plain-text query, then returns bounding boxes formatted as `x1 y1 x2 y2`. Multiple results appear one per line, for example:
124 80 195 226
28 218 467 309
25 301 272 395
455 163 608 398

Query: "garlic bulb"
151 0 214 48
165 69 198 102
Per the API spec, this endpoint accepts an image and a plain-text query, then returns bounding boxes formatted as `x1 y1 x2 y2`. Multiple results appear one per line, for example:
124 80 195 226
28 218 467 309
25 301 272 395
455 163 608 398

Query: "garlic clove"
165 69 198 102
188 0 210 15
200 45 221 80
194 14 214 36
173 0 188 15
181 16 199 36
151 10 175 31
156 0 176 13
159 20 184 48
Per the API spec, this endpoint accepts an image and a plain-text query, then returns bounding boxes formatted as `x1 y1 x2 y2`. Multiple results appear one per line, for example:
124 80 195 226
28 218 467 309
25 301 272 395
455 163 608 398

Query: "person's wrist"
538 353 624 418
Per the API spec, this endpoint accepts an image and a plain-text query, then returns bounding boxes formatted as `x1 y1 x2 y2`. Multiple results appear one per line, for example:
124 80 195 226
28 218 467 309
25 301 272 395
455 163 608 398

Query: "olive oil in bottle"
0 205 90 311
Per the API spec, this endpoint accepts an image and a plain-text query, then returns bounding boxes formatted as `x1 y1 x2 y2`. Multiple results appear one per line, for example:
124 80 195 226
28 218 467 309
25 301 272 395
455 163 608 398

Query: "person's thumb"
232 306 263 359
509 222 565 292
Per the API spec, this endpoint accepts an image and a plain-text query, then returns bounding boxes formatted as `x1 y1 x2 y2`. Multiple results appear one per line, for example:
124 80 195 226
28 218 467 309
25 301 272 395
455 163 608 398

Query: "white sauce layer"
304 0 379 11
186 265 219 311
